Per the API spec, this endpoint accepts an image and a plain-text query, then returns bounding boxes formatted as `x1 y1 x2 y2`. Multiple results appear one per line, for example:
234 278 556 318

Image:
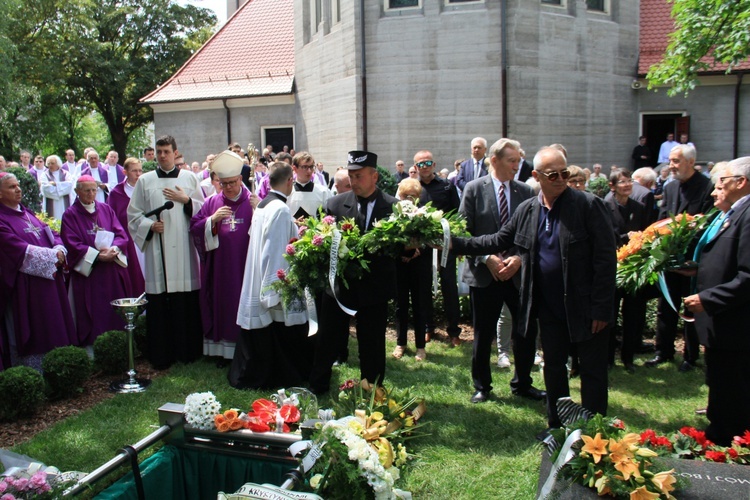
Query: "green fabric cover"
96 445 295 500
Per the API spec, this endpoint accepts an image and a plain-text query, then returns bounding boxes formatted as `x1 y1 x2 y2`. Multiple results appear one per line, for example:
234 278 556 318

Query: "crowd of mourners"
0 132 747 446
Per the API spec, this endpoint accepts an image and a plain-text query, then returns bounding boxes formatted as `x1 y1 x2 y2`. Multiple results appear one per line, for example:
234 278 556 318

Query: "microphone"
144 201 174 218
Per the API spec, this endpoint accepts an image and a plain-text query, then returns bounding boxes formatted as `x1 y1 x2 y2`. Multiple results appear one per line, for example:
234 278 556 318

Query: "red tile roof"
639 0 750 76
141 0 294 104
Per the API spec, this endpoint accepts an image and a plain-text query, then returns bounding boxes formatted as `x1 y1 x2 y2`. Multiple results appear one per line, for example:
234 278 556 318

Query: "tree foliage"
647 0 750 96
0 0 216 160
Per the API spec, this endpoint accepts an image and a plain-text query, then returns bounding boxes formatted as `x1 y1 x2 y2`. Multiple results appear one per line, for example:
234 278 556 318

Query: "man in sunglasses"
451 146 616 436
415 151 462 347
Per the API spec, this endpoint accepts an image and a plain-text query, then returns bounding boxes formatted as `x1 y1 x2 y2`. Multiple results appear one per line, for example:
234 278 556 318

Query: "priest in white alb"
231 162 309 389
287 152 331 220
127 135 204 369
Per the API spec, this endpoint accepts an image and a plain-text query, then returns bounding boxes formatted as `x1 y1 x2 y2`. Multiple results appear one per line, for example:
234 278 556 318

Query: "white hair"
728 156 750 179
632 167 656 184
471 137 487 148
671 144 696 161
46 155 62 167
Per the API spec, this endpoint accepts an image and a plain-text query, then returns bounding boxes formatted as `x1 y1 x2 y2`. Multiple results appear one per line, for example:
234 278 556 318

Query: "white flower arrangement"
322 416 404 500
183 391 221 430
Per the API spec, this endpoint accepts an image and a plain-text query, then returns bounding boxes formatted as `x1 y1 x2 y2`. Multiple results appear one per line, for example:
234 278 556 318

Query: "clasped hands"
486 254 520 282
97 247 119 263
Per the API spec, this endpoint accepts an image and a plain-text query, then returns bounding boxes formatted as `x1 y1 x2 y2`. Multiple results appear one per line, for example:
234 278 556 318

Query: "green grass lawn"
11 336 708 499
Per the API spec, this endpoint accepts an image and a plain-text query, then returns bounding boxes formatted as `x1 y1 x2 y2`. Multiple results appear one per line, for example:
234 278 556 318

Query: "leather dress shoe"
645 354 673 367
679 360 696 372
450 337 462 347
513 387 547 401
470 390 490 403
636 343 656 354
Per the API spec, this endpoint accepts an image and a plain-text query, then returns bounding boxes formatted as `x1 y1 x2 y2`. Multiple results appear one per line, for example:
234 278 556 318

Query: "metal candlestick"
110 297 151 393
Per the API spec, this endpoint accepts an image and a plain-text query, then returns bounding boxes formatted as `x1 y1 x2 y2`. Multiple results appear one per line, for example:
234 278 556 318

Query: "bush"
587 177 610 199
376 165 398 197
0 367 45 421
42 346 91 399
6 167 41 213
93 330 128 375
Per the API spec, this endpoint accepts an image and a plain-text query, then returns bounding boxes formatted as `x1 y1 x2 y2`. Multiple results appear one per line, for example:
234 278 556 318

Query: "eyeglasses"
297 163 315 170
415 160 435 169
219 179 240 188
568 179 585 187
538 169 570 181
719 175 744 184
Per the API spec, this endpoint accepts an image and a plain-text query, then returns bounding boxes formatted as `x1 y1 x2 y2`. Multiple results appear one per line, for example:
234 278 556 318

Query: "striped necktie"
498 183 510 226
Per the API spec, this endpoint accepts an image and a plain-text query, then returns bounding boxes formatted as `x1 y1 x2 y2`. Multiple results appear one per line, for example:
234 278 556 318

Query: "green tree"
2 0 215 160
647 0 750 96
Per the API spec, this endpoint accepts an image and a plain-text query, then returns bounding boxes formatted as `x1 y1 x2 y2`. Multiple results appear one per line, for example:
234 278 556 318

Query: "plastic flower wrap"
271 215 369 306
616 212 714 294
183 391 221 430
359 201 468 258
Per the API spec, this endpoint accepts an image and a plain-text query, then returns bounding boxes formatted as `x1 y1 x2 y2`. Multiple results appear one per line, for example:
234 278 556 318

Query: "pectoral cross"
24 220 42 239
88 222 101 236
228 212 237 232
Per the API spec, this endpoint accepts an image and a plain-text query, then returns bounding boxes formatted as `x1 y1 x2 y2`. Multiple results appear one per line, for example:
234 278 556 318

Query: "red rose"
728 448 739 459
640 429 656 445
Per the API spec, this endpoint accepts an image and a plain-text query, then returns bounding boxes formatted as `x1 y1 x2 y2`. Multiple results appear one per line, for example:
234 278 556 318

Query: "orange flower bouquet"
616 212 713 294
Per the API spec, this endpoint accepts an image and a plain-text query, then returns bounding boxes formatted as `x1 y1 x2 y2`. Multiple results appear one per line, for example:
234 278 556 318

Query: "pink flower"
286 244 296 255
312 235 324 246
298 226 308 236
276 269 287 281
29 472 47 489
2 493 16 500
0 482 7 493
13 478 28 491
323 215 336 225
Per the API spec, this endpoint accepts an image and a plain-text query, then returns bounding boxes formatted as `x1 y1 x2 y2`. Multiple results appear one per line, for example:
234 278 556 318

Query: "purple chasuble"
189 189 253 344
61 200 130 346
108 181 145 296
0 204 76 361
257 175 271 199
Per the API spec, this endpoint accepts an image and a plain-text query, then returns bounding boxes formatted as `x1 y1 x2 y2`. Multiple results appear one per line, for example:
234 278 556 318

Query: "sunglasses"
415 160 435 169
538 169 570 181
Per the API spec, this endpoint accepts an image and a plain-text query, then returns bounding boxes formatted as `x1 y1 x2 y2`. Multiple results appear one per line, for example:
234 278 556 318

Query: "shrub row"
0 324 147 422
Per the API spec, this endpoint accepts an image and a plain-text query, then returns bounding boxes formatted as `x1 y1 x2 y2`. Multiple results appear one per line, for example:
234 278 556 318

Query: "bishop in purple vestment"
61 176 130 346
0 173 76 370
107 158 145 296
189 151 253 360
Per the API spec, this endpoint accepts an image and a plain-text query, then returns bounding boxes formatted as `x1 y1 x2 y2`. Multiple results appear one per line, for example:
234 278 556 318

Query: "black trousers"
655 273 700 362
426 251 461 337
145 291 202 369
310 294 389 393
610 288 647 365
538 308 609 428
395 251 431 348
470 281 537 393
705 347 750 446
228 322 309 390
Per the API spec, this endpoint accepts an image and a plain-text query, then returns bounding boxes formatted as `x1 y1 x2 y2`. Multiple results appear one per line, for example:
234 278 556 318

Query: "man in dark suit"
684 156 750 445
451 147 616 432
455 137 488 191
459 138 545 404
646 144 714 371
516 149 533 183
631 136 653 170
309 151 397 394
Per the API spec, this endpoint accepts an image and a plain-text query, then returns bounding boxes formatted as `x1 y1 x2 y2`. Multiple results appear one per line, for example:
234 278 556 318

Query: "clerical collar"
81 201 96 213
295 181 313 192
225 191 242 202
357 190 378 205
157 166 179 178
269 189 287 202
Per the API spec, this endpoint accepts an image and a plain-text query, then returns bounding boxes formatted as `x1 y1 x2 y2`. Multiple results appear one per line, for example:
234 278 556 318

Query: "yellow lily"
629 485 660 500
614 457 642 481
651 469 676 495
581 433 609 464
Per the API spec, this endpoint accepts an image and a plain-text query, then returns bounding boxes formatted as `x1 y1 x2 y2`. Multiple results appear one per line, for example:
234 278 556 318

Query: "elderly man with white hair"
40 155 74 221
684 156 750 445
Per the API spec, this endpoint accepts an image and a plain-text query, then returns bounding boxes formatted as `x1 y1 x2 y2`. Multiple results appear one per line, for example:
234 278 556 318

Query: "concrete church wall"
506 0 640 168
293 0 361 168
152 103 296 165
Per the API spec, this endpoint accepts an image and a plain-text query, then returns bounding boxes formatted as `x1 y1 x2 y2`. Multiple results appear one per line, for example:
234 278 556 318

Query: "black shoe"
679 360 696 372
215 358 230 368
645 355 673 367
470 390 490 403
624 363 636 374
513 387 547 401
